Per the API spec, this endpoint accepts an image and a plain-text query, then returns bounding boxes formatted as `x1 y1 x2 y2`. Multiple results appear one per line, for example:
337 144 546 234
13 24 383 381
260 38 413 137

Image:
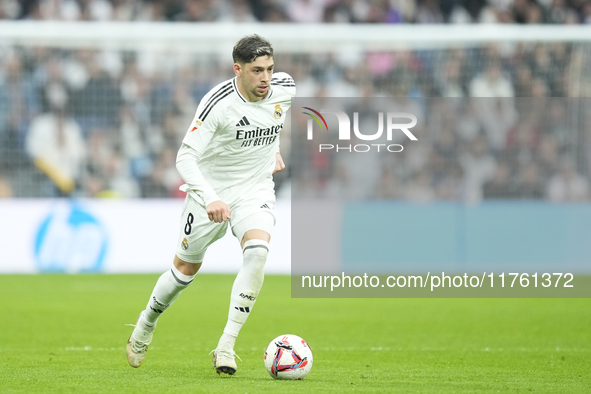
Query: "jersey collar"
233 77 273 103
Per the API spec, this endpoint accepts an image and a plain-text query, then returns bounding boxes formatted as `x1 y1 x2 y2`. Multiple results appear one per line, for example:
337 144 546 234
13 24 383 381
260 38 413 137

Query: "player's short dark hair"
232 34 273 64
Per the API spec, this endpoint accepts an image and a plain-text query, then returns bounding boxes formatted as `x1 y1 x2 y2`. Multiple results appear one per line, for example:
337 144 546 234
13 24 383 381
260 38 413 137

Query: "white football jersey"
180 72 295 208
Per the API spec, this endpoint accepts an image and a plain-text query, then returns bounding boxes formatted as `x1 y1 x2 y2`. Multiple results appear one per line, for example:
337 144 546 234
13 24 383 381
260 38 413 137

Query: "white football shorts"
175 194 276 264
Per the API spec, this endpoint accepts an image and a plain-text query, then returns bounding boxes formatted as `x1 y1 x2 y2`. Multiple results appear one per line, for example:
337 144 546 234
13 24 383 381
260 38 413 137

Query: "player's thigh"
176 195 228 263
232 211 275 248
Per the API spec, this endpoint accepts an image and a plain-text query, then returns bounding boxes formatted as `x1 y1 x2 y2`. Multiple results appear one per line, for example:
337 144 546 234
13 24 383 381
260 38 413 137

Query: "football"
263 334 313 380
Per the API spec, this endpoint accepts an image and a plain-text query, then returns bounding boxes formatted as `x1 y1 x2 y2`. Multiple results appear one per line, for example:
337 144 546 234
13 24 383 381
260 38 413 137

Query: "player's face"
235 56 274 102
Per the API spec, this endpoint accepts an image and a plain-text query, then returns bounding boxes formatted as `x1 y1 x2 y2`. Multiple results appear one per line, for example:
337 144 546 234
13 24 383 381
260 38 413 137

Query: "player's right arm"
177 86 232 222
176 146 231 222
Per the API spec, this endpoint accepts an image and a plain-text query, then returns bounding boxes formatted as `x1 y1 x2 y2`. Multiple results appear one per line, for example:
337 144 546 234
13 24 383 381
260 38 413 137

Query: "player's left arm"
271 72 295 175
273 152 285 174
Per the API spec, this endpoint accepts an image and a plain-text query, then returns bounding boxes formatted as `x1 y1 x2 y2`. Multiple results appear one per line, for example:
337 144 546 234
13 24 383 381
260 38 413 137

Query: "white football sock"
218 239 268 349
140 265 195 331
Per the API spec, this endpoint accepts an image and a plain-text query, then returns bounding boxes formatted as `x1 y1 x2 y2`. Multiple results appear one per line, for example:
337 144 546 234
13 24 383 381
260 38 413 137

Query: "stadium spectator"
325 134 383 200
140 147 183 198
323 0 361 23
516 161 545 199
111 0 144 21
404 169 436 203
469 59 514 98
1 52 40 153
542 100 571 152
436 55 465 97
433 127 459 167
511 0 533 23
449 0 498 23
0 74 11 168
362 0 398 23
476 99 518 152
286 0 325 23
71 52 122 133
582 1 591 23
547 160 590 202
37 56 71 112
567 47 591 96
455 100 482 141
85 128 115 193
416 0 444 23
434 161 464 200
0 173 12 197
135 1 168 21
505 117 540 166
459 134 497 203
530 77 549 97
118 105 152 180
25 84 86 196
483 162 517 199
376 165 404 199
175 0 218 21
547 0 571 24
514 63 534 96
217 0 257 22
262 4 289 21
78 0 113 21
536 134 560 179
0 0 19 18
35 0 80 20
101 150 141 198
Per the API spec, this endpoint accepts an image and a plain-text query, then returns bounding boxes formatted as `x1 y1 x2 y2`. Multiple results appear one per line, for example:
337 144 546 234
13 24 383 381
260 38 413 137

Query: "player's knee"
241 228 271 247
242 239 269 261
173 255 202 276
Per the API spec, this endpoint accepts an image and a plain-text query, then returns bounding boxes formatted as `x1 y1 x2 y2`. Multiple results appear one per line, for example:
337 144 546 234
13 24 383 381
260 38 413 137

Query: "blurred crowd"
1 18 591 201
2 0 591 24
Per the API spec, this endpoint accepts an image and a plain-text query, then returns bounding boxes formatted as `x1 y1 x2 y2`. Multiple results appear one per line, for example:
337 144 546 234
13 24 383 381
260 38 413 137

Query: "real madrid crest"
181 238 189 250
274 104 283 119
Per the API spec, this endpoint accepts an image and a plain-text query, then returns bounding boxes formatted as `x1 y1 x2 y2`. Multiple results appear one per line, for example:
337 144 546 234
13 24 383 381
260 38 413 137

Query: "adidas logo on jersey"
236 116 250 127
260 204 270 209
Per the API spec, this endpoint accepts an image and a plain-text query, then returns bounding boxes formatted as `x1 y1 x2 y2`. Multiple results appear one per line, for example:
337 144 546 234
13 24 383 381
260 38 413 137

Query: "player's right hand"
206 201 231 223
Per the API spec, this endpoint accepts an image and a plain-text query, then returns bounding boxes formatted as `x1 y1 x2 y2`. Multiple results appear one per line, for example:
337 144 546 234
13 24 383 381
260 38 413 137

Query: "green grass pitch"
1 274 590 393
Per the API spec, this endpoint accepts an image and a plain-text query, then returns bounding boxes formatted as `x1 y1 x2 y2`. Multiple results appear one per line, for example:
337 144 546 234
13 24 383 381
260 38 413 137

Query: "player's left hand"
273 152 285 174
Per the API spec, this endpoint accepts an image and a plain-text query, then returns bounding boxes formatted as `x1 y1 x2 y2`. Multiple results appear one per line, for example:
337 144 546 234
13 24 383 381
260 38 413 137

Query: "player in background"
126 34 295 375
